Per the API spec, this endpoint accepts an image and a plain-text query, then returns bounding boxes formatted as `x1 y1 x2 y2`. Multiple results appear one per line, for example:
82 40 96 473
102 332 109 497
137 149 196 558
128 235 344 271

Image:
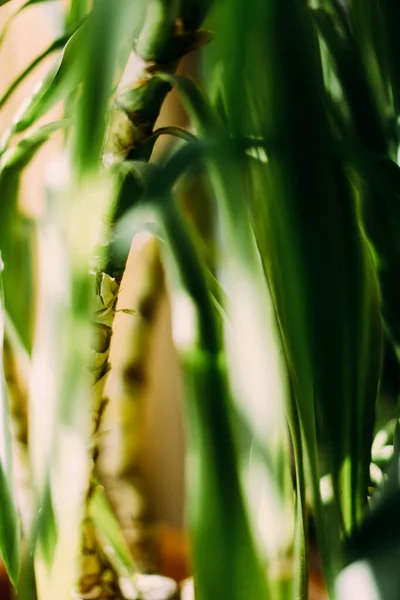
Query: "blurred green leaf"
90 486 136 576
0 0 58 49
0 31 77 112
156 73 218 134
64 0 89 120
379 0 400 117
36 482 57 569
0 120 67 351
1 120 68 169
0 23 86 153
208 1 383 595
0 255 20 587
312 8 388 153
145 177 270 600
72 0 145 177
347 0 391 123
66 0 89 26
1 0 55 7
342 433 400 600
314 7 400 354
17 523 38 600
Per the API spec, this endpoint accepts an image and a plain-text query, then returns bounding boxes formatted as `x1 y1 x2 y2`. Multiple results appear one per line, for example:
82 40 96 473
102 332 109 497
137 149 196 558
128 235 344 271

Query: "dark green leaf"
156 73 219 135
379 0 400 116
314 7 400 354
208 1 383 594
342 437 400 599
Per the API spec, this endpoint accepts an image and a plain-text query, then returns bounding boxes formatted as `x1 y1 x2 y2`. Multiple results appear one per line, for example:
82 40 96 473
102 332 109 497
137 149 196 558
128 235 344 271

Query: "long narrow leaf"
208 2 383 596
0 0 58 50
314 7 400 357
0 255 20 587
90 485 136 577
0 31 76 111
154 194 270 600
0 120 68 351
0 23 86 154
72 0 145 177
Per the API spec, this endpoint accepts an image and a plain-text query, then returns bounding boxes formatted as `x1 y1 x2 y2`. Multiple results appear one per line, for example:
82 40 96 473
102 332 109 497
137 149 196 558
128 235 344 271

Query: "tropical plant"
1 1 400 600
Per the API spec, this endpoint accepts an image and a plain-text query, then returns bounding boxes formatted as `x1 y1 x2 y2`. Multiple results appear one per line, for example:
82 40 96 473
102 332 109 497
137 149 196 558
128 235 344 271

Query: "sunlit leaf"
342 432 400 600
36 483 57 569
72 0 145 177
206 1 383 595
0 120 68 350
0 23 86 153
90 486 136 576
0 255 20 586
146 183 270 600
0 0 58 49
0 31 77 111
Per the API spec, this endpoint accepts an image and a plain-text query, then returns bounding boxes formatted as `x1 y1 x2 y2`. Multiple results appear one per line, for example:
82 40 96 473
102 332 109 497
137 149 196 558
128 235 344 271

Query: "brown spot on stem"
123 362 146 386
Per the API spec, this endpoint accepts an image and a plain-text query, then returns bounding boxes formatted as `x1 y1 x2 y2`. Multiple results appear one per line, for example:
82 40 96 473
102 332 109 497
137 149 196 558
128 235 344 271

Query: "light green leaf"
36 483 57 569
0 31 76 112
1 23 86 153
72 0 145 177
152 190 270 600
0 0 58 49
90 486 136 576
0 256 21 586
0 120 68 351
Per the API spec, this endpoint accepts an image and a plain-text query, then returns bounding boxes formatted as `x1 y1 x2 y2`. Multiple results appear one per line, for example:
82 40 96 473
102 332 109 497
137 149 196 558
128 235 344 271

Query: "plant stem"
77 0 214 591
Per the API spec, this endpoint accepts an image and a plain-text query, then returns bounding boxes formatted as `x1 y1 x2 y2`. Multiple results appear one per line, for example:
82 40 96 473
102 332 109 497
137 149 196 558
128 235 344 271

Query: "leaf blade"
0 256 21 586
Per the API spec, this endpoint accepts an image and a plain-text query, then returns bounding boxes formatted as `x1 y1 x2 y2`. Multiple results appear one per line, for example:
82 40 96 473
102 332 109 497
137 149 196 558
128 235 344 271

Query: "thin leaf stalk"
287 394 308 600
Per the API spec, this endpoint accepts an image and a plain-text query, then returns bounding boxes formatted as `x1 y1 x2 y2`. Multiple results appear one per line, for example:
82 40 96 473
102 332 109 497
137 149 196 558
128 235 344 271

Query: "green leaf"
90 486 136 576
0 31 76 111
1 120 68 169
341 433 400 600
36 483 57 569
208 1 383 595
66 0 90 27
312 8 388 153
379 0 400 116
0 120 68 351
150 190 270 600
1 0 55 7
0 23 86 153
156 73 219 135
0 0 58 49
0 256 21 587
72 0 145 177
314 8 400 353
